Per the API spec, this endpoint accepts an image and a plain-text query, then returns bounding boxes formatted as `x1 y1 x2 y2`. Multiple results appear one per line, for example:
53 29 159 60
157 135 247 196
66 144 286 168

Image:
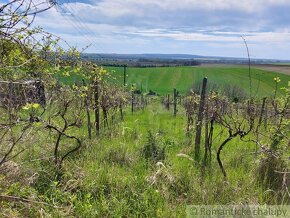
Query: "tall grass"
1 101 282 217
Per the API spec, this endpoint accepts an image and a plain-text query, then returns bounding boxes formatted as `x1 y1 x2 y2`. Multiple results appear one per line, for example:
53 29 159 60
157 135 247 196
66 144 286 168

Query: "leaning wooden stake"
264 103 268 130
208 118 214 163
258 97 267 127
194 78 208 161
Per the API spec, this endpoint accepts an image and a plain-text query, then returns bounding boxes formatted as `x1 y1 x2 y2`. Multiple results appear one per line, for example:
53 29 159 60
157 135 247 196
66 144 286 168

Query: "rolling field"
106 66 290 97
55 65 290 97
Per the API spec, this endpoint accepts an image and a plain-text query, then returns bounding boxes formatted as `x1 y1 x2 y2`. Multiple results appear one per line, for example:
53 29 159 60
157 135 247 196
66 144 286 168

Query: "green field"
106 66 290 97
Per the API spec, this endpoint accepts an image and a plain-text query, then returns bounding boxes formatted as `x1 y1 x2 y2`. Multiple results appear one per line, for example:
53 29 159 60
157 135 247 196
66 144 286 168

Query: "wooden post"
94 77 100 135
173 88 177 117
119 103 124 121
82 79 92 139
102 101 109 128
264 103 268 129
166 94 170 110
131 91 134 114
123 65 127 87
195 78 208 161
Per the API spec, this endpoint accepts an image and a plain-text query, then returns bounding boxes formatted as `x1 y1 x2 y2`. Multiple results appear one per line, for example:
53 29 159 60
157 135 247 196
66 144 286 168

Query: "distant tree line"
82 58 200 68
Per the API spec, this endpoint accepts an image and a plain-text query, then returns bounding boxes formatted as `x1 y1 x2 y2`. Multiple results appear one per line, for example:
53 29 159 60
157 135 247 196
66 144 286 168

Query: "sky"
2 0 290 60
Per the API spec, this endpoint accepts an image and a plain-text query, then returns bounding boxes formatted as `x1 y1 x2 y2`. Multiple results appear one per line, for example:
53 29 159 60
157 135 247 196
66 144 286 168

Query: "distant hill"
81 53 290 65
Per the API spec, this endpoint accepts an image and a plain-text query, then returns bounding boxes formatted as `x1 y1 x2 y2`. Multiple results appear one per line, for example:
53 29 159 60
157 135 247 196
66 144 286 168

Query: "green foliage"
255 82 290 204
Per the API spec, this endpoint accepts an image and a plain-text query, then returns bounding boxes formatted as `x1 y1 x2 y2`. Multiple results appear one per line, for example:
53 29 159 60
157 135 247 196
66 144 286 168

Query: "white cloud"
83 0 290 15
17 0 290 59
51 0 290 33
34 8 290 45
124 29 290 44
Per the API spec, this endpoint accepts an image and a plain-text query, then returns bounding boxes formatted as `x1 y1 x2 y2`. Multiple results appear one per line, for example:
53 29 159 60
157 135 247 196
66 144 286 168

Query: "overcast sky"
2 0 290 59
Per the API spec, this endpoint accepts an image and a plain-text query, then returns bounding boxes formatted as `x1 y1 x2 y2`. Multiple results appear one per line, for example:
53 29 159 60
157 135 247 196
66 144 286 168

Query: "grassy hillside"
1 102 276 217
2 69 289 216
106 66 290 97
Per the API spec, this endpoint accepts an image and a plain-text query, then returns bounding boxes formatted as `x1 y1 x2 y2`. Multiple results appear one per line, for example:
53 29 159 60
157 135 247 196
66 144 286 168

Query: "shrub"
141 131 166 163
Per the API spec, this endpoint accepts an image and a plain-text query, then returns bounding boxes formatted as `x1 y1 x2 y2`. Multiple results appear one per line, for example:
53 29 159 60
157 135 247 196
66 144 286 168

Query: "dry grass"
200 63 290 75
252 64 290 76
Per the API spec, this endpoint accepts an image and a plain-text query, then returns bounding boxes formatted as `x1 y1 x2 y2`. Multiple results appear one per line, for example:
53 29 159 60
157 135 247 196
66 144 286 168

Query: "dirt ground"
251 64 290 75
200 63 290 75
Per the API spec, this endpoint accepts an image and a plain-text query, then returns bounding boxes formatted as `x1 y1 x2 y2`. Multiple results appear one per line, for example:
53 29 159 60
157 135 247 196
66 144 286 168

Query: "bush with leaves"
254 81 290 203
